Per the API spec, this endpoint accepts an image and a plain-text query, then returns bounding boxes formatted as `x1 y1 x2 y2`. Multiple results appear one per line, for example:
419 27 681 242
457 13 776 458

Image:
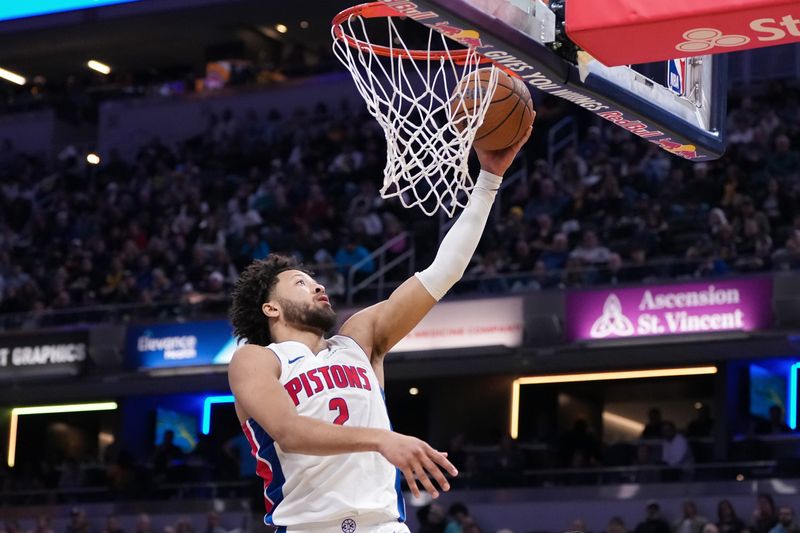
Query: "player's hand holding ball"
452 67 536 177
475 121 533 177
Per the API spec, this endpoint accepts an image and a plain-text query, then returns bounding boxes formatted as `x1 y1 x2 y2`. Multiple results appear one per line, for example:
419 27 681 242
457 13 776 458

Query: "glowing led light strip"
790 363 800 430
509 366 717 439
603 411 645 432
0 67 25 85
202 395 235 435
8 402 118 467
87 60 111 75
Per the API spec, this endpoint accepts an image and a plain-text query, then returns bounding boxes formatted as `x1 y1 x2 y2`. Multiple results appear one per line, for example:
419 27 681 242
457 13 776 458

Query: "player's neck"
272 325 327 354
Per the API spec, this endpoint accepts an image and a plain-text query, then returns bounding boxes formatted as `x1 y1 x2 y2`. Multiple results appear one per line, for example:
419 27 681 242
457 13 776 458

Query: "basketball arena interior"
1 1 800 532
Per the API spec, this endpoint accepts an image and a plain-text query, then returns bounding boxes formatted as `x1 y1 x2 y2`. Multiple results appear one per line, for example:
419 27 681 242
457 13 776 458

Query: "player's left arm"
340 125 533 364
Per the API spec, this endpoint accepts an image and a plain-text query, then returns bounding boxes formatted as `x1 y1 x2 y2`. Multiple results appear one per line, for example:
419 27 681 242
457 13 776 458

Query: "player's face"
272 270 337 332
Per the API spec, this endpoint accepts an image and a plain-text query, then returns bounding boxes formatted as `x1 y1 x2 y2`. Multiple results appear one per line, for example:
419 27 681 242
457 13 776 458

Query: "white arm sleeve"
415 170 502 300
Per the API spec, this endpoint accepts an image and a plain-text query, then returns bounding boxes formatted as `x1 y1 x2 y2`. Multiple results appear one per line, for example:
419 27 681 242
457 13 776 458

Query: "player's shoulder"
229 343 281 375
232 342 274 358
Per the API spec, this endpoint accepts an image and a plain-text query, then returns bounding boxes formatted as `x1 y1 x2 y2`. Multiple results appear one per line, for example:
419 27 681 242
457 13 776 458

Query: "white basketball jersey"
241 335 406 530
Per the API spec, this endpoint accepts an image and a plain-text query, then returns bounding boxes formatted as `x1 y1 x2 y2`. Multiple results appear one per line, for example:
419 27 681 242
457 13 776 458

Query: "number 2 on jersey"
328 397 350 425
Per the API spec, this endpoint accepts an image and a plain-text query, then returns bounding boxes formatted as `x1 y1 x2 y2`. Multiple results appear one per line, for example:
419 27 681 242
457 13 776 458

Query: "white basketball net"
332 10 499 217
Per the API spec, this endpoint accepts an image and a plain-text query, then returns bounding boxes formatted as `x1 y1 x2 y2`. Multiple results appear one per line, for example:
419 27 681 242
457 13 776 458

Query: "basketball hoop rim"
332 2 493 64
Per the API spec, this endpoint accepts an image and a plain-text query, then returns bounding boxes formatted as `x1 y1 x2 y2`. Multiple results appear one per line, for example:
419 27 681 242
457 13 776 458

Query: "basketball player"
228 124 532 533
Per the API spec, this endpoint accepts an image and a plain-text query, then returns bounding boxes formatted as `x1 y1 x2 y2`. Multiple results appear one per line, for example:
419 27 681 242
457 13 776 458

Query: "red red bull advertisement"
566 0 800 66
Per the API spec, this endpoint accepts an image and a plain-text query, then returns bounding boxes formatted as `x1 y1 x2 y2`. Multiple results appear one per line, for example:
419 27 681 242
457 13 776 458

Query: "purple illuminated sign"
565 278 772 341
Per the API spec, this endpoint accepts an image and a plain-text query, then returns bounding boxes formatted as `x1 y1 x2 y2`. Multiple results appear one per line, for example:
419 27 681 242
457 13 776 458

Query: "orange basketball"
452 68 535 151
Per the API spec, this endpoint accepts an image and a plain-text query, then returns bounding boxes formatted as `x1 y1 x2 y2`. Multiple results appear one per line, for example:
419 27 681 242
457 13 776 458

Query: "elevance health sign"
565 278 772 341
126 320 237 369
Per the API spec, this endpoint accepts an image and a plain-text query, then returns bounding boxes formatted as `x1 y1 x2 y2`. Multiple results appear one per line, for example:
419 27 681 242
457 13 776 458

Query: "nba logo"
667 58 687 96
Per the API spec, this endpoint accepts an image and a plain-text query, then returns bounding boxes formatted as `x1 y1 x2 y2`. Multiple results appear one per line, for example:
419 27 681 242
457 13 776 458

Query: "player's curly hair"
229 254 312 346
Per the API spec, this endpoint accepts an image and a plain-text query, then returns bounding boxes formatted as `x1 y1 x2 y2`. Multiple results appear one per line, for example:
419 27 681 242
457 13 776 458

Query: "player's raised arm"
340 124 533 362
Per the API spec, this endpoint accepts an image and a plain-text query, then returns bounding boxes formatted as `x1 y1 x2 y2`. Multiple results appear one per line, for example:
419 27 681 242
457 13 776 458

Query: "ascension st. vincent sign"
565 278 773 341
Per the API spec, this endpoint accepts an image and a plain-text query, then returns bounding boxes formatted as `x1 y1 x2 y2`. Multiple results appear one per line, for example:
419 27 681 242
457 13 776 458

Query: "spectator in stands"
238 230 270 265
606 517 629 533
66 509 90 533
717 500 746 533
597 252 625 285
2 521 20 533
524 178 570 222
772 231 800 270
674 501 708 533
418 503 447 533
135 514 153 533
554 146 588 192
766 134 800 179
736 234 774 272
204 512 226 533
445 503 475 533
539 232 570 272
769 506 800 533
687 405 714 438
58 459 85 489
224 433 256 480
635 503 671 533
751 494 778 533
475 252 511 294
708 209 731 237
619 245 656 282
153 429 184 481
493 434 526 485
102 515 125 533
334 236 375 279
445 434 468 474
558 419 601 467
754 405 792 434
569 230 612 266
733 197 771 242
174 518 193 533
507 238 536 274
570 519 591 533
511 260 555 292
642 409 664 439
462 519 481 533
630 443 661 484
31 515 55 533
661 421 693 468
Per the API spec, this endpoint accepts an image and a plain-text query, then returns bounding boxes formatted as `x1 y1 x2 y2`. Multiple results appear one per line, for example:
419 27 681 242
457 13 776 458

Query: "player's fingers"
401 468 420 499
515 123 533 149
412 463 440 499
420 454 451 492
429 449 459 477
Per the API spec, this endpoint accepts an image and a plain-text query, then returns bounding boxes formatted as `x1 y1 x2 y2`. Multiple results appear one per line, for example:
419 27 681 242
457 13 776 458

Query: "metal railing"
345 231 416 305
547 115 578 168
